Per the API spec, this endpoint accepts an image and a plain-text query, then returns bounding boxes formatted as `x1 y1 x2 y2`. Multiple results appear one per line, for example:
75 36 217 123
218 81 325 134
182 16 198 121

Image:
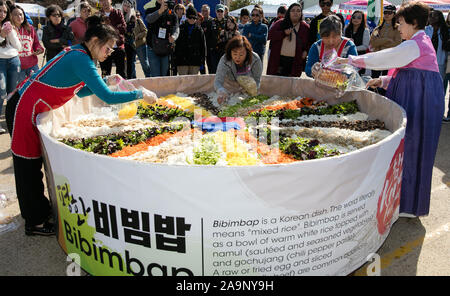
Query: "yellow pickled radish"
118 102 138 120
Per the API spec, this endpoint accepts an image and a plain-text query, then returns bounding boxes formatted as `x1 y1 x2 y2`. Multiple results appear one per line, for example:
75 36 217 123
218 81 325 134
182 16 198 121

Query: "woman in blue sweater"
305 15 357 77
5 16 157 236
243 7 268 63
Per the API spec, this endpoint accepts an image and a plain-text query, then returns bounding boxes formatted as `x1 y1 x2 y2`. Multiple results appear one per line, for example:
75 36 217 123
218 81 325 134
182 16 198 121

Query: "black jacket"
201 16 216 49
42 23 75 61
308 13 345 45
175 23 206 66
145 4 179 48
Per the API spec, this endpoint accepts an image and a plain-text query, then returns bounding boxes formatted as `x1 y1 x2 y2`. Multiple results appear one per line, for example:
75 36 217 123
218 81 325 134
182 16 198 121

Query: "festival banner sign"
367 0 384 31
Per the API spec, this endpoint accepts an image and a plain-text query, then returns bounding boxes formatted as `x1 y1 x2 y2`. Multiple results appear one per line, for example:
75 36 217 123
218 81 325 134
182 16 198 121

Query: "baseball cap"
216 4 224 12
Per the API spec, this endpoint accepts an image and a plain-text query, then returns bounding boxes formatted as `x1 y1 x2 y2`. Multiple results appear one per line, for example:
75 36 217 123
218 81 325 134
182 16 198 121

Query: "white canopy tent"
229 4 340 19
64 5 78 17
303 4 340 18
18 3 46 18
229 4 282 18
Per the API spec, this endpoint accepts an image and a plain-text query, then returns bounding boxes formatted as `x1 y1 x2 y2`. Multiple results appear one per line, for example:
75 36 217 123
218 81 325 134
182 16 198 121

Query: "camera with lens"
165 0 175 10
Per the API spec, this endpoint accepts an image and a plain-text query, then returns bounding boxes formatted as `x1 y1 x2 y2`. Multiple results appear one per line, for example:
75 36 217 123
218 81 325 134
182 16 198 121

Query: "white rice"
280 112 369 124
280 126 392 149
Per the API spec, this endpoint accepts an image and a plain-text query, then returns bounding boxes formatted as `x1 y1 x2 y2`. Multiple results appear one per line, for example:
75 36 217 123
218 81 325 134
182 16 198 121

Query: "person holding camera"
122 0 137 79
145 0 179 77
200 4 214 74
209 4 227 74
97 0 127 78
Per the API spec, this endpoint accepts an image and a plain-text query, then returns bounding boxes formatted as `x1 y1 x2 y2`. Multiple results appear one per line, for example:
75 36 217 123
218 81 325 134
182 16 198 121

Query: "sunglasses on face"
352 15 362 19
251 14 260 17
187 16 197 20
320 2 332 7
384 11 394 15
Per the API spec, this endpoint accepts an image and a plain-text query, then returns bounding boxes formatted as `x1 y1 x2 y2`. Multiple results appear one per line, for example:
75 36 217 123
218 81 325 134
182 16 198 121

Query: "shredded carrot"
109 129 196 158
248 97 318 114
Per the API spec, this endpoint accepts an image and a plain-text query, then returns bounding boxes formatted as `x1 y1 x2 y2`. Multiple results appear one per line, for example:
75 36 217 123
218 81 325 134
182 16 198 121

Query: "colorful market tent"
420 0 450 11
340 0 450 11
339 0 393 12
18 3 46 17
229 4 340 18
229 4 283 18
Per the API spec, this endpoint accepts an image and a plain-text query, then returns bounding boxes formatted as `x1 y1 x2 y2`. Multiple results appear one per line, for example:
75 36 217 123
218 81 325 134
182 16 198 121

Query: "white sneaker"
399 213 417 218
0 127 6 134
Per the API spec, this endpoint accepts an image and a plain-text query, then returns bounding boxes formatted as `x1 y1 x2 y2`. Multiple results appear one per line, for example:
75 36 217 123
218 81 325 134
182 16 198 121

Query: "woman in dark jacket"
267 2 310 77
42 5 75 62
216 16 240 59
175 6 206 75
344 10 370 75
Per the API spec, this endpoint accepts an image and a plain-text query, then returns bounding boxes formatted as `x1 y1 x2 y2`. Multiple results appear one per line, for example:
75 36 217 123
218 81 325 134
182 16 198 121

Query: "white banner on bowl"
40 129 404 276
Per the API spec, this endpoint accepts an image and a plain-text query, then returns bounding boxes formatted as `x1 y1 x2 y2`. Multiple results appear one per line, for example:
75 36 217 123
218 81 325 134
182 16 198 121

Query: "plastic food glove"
236 75 257 96
335 57 349 65
105 74 125 86
311 62 321 78
141 87 158 105
217 89 229 105
366 78 382 89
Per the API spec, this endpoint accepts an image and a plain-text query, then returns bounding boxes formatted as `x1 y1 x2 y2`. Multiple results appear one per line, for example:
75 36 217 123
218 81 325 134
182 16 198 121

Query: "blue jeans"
18 64 39 85
147 47 169 77
136 44 151 77
0 56 20 115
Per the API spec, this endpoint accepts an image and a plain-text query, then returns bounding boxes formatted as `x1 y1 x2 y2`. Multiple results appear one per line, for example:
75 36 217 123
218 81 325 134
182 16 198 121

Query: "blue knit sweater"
19 44 142 104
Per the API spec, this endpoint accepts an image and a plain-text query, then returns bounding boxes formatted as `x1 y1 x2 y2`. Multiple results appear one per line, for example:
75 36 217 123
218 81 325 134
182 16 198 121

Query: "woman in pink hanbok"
339 1 444 218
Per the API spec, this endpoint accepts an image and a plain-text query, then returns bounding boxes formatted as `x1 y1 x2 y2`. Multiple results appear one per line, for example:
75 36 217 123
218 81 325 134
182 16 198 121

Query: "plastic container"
117 102 138 120
108 76 140 120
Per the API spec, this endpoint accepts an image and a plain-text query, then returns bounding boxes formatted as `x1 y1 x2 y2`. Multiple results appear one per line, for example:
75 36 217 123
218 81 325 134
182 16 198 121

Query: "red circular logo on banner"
376 138 404 235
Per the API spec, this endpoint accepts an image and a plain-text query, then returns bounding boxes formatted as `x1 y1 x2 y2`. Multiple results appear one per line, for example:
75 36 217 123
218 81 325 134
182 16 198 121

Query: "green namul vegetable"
218 95 271 117
192 135 221 165
280 137 340 160
249 100 359 121
137 104 194 122
61 124 184 155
